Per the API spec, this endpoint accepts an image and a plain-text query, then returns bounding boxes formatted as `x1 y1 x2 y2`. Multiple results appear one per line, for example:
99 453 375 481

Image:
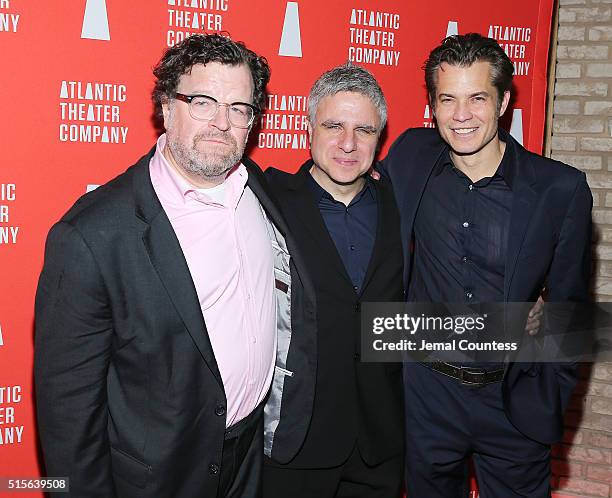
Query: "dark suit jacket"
380 127 592 445
34 148 316 498
264 161 405 468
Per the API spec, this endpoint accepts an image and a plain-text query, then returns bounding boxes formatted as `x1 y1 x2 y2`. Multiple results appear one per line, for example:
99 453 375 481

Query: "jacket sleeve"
34 221 116 498
546 173 592 303
543 174 592 408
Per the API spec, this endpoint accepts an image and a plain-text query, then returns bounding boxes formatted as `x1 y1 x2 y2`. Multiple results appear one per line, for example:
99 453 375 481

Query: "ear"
499 90 511 118
161 99 171 129
307 122 313 144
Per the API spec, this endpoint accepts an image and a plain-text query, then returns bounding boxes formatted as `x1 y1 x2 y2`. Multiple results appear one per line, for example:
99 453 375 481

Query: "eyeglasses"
174 93 260 129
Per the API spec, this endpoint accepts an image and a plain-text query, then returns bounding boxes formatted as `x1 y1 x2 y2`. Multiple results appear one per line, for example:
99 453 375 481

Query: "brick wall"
549 0 612 496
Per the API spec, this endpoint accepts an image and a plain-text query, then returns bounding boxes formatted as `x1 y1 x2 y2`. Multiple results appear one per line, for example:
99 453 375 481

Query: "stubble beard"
167 130 246 183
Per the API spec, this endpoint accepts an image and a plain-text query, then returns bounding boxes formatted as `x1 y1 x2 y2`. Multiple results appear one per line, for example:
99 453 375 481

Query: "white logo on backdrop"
81 0 110 41
0 0 20 33
279 2 302 57
86 185 100 193
510 108 524 145
258 94 309 150
446 20 458 37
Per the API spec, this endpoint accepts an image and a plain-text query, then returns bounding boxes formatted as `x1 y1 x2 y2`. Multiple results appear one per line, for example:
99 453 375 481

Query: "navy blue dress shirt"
409 143 514 364
309 174 377 294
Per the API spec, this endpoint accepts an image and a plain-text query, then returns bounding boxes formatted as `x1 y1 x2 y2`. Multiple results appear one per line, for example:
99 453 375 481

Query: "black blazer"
380 127 592 445
34 148 316 498
265 162 405 468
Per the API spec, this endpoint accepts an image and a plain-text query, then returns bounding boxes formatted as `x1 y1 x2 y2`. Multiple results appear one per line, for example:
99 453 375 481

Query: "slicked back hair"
424 33 514 110
152 33 270 119
308 63 387 131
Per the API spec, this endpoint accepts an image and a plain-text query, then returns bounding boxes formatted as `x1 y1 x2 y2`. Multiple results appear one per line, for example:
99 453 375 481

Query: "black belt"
224 403 263 441
426 361 504 386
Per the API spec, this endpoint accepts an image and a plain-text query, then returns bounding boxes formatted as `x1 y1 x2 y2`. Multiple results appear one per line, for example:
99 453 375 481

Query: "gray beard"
167 132 244 183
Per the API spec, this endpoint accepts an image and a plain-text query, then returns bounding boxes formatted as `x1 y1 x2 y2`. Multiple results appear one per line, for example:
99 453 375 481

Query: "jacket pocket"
111 446 152 489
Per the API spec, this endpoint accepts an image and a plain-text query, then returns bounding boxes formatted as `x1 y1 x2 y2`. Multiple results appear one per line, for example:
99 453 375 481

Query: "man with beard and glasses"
34 34 316 498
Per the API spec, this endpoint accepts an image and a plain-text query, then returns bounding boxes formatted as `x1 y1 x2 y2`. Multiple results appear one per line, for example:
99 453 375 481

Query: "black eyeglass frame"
173 92 260 129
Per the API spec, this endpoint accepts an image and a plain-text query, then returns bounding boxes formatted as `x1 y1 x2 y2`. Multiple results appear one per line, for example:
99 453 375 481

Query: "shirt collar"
436 132 514 190
308 171 376 206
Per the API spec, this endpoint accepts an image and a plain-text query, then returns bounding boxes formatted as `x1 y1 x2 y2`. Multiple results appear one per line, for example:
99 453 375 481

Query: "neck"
451 137 506 183
162 145 227 189
310 166 365 206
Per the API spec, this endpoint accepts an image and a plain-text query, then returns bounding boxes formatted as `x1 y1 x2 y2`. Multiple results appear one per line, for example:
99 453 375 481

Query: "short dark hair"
153 33 270 117
424 33 514 109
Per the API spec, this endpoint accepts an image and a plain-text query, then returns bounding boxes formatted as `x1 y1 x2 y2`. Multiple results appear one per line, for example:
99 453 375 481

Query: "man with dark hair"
262 63 405 498
381 33 592 497
34 33 316 498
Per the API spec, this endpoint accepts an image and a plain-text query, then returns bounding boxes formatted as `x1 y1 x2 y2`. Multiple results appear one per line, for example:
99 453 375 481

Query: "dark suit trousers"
403 363 551 498
262 445 403 498
218 405 264 498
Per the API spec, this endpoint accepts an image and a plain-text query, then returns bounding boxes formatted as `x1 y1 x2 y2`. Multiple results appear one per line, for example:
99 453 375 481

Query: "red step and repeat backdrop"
1 1 555 496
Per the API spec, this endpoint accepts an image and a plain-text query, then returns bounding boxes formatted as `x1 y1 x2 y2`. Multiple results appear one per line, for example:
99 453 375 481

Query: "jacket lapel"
503 135 538 300
244 157 290 236
400 142 447 287
286 162 355 287
360 179 389 293
132 152 224 390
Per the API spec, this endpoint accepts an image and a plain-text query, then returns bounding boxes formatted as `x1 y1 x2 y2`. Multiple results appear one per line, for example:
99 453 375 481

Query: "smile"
452 128 478 135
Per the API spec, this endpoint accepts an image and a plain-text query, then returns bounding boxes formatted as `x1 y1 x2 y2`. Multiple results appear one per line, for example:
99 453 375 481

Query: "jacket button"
354 353 361 360
354 302 361 312
209 463 219 475
215 405 226 416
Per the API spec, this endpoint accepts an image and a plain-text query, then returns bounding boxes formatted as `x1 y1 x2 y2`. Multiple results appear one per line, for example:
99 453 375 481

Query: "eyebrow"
438 91 491 99
321 120 378 132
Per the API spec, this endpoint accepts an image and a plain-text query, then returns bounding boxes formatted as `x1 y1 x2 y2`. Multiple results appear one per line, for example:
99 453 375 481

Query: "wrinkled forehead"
315 91 382 125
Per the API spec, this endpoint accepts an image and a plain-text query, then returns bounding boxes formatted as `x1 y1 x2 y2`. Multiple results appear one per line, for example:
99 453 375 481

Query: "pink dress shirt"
150 134 276 427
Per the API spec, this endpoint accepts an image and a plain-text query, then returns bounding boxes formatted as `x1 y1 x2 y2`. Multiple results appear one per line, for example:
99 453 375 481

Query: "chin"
332 175 364 186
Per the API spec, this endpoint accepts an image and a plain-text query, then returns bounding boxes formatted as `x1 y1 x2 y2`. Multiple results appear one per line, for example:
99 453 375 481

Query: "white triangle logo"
0 325 4 346
81 0 110 41
279 2 302 57
446 21 458 37
60 81 69 98
510 108 524 145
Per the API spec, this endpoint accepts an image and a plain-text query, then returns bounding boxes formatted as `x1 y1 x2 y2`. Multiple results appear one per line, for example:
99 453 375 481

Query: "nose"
453 100 473 122
338 129 357 153
208 103 231 131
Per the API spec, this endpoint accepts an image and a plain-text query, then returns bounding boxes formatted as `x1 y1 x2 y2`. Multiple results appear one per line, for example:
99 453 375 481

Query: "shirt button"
463 221 470 228
468 184 474 191
350 245 355 251
462 256 468 263
466 292 473 300
251 336 257 343
209 463 220 475
215 405 225 416
353 285 359 291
